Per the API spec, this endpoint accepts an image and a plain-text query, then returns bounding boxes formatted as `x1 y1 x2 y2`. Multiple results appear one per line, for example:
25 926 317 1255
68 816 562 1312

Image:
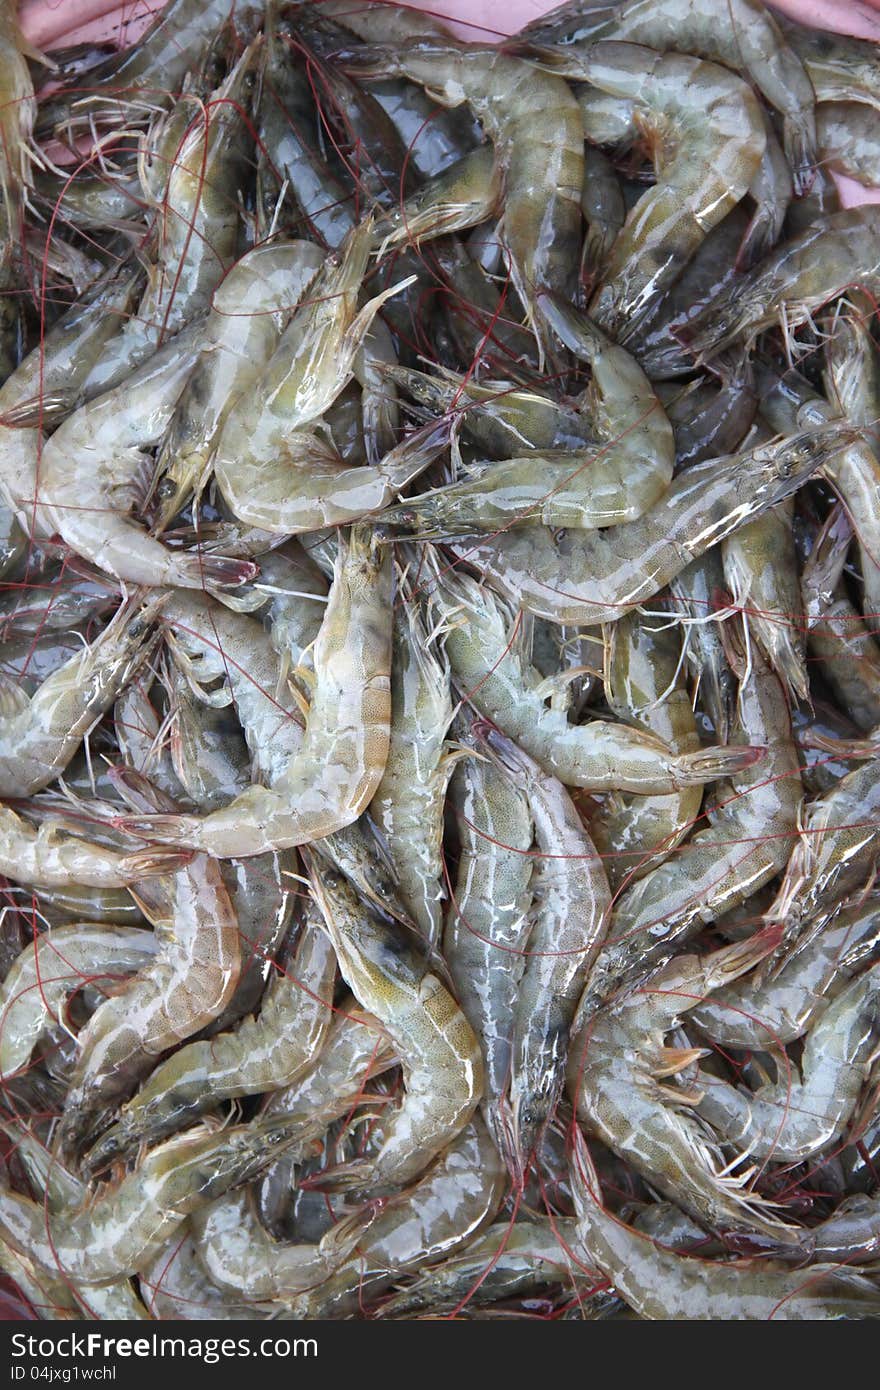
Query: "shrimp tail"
177 553 259 591
120 847 193 877
115 815 203 849
673 743 767 786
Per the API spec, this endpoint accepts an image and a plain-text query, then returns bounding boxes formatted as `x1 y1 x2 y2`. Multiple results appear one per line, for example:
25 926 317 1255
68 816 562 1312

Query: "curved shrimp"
308 856 483 1194
577 632 801 1020
83 904 337 1171
430 564 763 796
569 1127 880 1319
692 896 880 1051
339 39 584 363
0 271 142 539
442 422 859 624
58 807 242 1153
685 206 880 360
0 925 158 1081
669 554 736 744
0 594 163 796
568 934 801 1242
781 21 880 110
118 525 392 857
38 329 257 593
697 962 880 1164
0 1114 313 1286
817 102 880 188
384 300 674 534
530 42 766 338
152 238 324 530
722 499 808 703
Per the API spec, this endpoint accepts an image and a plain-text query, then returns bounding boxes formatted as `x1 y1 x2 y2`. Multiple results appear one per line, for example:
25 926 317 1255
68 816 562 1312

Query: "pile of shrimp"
2 0 880 1322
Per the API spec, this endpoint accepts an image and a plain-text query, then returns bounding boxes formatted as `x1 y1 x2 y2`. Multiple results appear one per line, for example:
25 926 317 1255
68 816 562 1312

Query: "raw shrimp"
0 594 162 795
384 299 674 533
0 0 37 239
38 329 256 593
118 526 392 857
801 509 880 733
685 207 880 360
376 147 503 253
376 1217 592 1318
483 730 610 1178
295 1117 505 1319
781 22 880 111
308 856 483 1192
530 43 766 338
697 962 880 1163
580 146 625 291
443 423 858 625
577 634 801 1019
669 554 735 743
81 42 261 398
0 271 141 539
430 564 763 795
591 607 703 890
722 500 808 702
211 220 442 532
141 1229 275 1320
692 896 880 1051
568 934 801 1242
152 238 324 530
759 360 880 627
523 0 816 193
0 1115 310 1286
0 924 158 1080
825 288 880 465
339 40 584 360
83 905 336 1170
818 103 880 188
0 807 186 891
443 733 533 1158
59 824 241 1153
569 1127 880 1319
370 598 459 946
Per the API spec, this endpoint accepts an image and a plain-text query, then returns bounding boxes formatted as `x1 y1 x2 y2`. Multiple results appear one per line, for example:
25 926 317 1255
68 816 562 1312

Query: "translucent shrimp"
0 806 186 891
577 634 801 1020
669 554 736 744
370 598 459 947
817 102 880 188
376 1217 592 1318
443 423 859 625
722 500 808 703
482 730 610 1179
697 962 880 1164
375 146 503 253
339 40 585 361
580 146 625 292
430 565 763 795
591 607 703 891
141 1227 276 1320
38 329 256 594
569 1127 880 1319
0 594 163 796
308 857 483 1193
83 905 337 1171
0 924 158 1081
384 300 674 534
152 238 324 530
530 42 765 338
59 834 241 1154
801 508 880 734
766 757 880 966
0 1115 311 1286
825 288 880 465
692 896 880 1051
443 735 534 1158
0 0 37 239
759 360 880 627
118 525 392 857
781 22 880 111
296 1117 505 1319
0 272 141 539
685 207 880 360
211 220 440 533
568 934 801 1242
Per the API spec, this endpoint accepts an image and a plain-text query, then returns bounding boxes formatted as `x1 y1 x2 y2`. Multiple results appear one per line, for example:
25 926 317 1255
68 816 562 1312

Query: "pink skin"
20 0 880 203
